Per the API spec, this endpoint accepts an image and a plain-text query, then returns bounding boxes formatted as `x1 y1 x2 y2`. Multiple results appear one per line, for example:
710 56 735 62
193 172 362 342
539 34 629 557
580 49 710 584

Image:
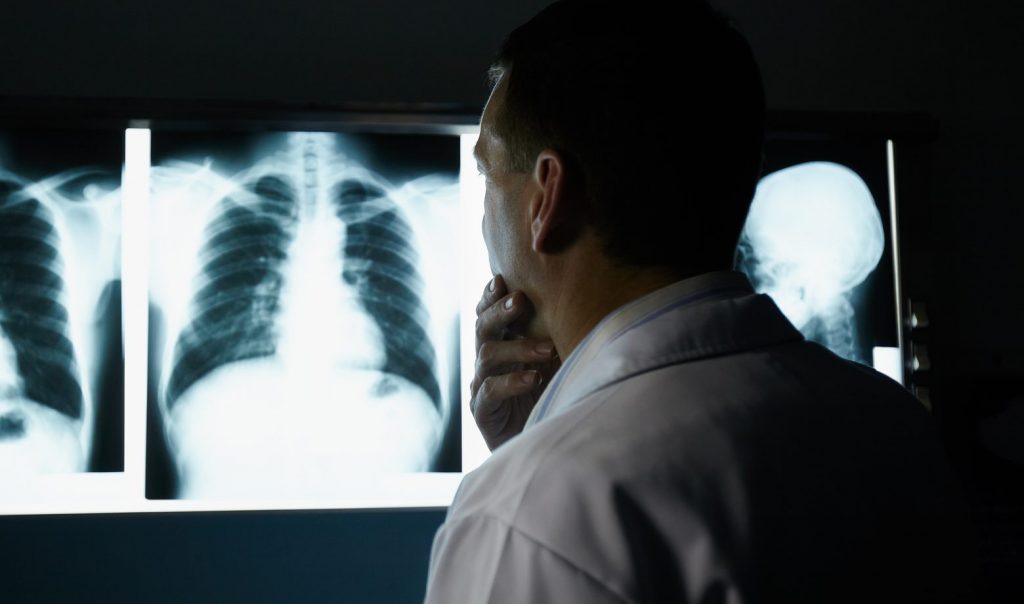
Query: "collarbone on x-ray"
736 161 885 365
152 132 454 499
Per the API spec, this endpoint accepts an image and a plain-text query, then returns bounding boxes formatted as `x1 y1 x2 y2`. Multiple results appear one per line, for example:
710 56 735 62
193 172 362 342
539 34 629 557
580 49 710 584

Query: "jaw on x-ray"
736 161 885 365
150 132 458 499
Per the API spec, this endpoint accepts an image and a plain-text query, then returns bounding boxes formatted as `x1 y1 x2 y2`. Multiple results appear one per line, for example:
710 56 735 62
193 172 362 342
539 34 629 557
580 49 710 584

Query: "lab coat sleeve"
423 513 629 604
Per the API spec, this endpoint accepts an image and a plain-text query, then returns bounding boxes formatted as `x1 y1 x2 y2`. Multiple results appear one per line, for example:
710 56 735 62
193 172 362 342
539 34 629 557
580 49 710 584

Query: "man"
424 1 975 602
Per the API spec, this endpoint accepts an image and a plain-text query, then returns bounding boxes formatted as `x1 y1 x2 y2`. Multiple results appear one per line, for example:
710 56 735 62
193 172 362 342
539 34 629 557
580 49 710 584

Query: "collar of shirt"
523 270 757 430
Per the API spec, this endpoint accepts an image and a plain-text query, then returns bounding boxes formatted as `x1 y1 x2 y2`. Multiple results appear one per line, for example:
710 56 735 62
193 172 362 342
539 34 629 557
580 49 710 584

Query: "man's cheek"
486 246 499 276
481 213 501 275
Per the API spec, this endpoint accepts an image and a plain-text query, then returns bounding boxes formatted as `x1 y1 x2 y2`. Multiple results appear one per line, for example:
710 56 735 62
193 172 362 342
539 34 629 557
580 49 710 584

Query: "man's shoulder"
451 337 922 524
445 408 575 526
505 340 940 520
454 335 936 512
444 382 747 600
440 339 969 602
448 365 735 531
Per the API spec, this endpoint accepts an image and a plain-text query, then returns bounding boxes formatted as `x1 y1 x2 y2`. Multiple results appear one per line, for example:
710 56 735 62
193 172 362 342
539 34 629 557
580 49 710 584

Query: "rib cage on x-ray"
163 149 440 414
0 181 83 420
165 176 299 410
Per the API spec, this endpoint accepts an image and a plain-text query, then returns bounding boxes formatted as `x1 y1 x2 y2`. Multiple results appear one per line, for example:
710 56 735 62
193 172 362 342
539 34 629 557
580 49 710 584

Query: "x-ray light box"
0 108 915 515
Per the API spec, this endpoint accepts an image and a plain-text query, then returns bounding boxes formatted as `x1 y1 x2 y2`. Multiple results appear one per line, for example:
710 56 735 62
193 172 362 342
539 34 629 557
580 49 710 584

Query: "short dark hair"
489 0 765 275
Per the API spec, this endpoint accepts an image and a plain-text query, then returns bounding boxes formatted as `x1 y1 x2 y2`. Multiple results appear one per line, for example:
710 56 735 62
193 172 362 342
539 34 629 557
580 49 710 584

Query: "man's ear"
529 149 576 254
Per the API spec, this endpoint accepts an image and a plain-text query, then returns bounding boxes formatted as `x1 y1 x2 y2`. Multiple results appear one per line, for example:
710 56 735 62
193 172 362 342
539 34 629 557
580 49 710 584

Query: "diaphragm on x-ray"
146 131 461 499
0 129 124 481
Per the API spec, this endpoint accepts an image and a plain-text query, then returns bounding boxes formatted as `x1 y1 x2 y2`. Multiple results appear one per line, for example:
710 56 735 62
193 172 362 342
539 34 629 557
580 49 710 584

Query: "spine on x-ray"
822 298 859 364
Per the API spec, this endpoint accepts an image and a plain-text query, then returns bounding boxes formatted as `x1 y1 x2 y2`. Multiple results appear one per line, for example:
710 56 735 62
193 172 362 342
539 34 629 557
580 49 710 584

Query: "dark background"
1 0 1021 601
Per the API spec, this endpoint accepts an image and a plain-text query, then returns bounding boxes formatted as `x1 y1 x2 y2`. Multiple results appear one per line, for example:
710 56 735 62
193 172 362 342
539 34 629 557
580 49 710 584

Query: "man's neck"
542 261 685 361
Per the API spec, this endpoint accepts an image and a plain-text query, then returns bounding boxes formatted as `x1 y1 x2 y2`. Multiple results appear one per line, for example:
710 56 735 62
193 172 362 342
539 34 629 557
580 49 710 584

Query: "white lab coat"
424 272 973 603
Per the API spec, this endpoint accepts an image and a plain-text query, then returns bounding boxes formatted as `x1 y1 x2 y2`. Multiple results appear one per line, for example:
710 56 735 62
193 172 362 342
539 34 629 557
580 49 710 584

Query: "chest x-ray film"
0 128 124 480
735 138 902 383
144 131 463 500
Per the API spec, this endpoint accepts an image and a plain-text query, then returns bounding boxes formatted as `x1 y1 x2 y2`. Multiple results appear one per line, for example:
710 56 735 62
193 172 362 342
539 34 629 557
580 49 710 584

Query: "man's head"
478 0 764 284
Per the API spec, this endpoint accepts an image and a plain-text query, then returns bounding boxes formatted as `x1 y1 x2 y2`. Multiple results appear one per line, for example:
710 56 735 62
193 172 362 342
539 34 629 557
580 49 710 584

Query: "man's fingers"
476 339 556 379
475 291 525 350
472 372 541 418
476 275 507 316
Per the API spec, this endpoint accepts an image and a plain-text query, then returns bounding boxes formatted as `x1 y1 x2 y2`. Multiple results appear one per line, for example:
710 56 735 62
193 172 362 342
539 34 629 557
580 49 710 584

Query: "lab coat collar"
533 271 805 426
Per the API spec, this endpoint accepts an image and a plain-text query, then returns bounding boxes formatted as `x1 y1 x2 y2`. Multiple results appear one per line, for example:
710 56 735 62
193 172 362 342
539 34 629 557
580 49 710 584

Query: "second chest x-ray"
0 128 123 481
147 131 461 499
736 139 900 379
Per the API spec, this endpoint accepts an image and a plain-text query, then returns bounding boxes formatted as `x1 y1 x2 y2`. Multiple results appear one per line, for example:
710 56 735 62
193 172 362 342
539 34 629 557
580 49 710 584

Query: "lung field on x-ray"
332 178 441 408
164 175 299 410
0 187 84 419
736 160 890 366
147 131 461 499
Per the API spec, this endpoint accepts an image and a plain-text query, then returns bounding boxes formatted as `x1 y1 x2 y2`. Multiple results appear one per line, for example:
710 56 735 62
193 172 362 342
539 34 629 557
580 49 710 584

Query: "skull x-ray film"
146 131 462 500
0 128 124 480
736 138 902 382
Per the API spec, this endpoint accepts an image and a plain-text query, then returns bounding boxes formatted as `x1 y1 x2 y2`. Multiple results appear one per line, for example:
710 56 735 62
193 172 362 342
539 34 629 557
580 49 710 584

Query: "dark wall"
3 0 1017 374
0 0 547 107
0 508 447 603
1 0 1022 601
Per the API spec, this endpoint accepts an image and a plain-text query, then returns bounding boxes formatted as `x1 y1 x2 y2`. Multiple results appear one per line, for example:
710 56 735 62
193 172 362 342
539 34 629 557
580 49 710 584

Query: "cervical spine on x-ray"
0 181 84 420
736 161 884 364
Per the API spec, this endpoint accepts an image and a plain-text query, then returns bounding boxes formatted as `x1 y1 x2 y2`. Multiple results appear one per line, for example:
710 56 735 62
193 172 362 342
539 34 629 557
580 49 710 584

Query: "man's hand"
470 275 560 452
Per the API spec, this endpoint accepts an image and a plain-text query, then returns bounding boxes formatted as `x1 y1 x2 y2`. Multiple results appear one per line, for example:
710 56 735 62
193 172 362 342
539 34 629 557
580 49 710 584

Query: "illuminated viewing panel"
0 126 492 514
0 119 905 515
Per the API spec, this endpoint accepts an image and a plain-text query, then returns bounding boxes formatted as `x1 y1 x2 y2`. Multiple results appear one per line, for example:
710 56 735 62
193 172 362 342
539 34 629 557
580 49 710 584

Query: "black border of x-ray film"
145 129 462 499
0 126 125 472
759 136 900 361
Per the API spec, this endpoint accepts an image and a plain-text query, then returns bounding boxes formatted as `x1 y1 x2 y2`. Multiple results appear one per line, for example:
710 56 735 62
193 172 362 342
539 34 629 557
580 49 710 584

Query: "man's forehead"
475 71 507 163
